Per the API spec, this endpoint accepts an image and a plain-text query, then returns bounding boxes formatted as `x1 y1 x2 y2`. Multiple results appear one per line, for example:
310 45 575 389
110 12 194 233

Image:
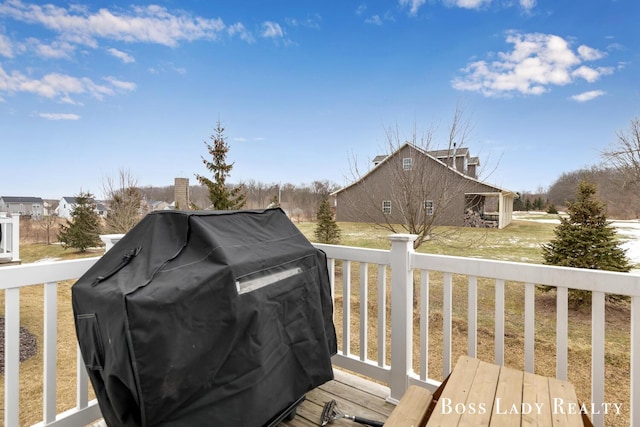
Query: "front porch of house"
464 191 515 229
2 233 639 426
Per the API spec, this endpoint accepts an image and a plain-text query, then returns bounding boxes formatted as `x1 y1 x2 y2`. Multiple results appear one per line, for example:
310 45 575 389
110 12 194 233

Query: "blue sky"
1 0 638 200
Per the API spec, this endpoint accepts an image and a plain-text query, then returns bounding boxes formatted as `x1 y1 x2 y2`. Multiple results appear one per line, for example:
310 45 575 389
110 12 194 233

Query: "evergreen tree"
195 119 246 210
314 196 341 244
58 191 102 252
513 193 526 211
546 204 558 214
542 179 631 303
533 196 545 211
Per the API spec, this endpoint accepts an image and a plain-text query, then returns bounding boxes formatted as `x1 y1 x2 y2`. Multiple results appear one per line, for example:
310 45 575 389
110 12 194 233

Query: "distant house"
332 143 516 229
141 199 172 212
56 197 108 219
0 196 45 218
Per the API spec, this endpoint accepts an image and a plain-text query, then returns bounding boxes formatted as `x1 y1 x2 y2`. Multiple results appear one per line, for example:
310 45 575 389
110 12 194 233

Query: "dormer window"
403 158 412 170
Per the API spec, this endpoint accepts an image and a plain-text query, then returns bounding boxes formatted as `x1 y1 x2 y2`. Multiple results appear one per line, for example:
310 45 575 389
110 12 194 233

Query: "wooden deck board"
87 369 395 427
280 369 394 427
522 371 553 426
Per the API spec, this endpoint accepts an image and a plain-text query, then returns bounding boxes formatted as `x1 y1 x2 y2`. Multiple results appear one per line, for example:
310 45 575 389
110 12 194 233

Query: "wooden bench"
386 356 593 427
385 385 433 427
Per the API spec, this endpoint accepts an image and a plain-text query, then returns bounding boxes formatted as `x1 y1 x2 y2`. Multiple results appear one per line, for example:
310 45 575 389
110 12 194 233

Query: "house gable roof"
61 196 104 206
428 147 470 159
332 142 515 196
1 196 44 204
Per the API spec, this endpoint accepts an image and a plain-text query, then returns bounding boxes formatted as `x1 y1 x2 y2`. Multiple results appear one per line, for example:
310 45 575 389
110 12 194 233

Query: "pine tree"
314 196 341 244
58 191 102 252
542 179 631 303
195 119 246 210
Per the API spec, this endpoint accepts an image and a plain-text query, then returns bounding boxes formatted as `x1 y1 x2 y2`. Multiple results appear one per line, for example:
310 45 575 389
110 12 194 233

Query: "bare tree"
343 104 489 248
102 169 143 233
35 213 59 245
602 117 640 189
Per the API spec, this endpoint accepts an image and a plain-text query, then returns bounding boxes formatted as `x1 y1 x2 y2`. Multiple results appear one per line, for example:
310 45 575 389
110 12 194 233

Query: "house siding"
0 197 45 217
333 144 511 227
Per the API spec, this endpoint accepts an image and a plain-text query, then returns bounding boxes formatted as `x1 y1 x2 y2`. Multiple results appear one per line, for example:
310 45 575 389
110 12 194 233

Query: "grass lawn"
1 219 631 426
298 218 558 262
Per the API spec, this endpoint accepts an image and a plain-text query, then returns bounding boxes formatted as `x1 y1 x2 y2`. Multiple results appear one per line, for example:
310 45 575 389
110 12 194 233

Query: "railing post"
11 214 20 262
100 233 124 252
388 233 418 403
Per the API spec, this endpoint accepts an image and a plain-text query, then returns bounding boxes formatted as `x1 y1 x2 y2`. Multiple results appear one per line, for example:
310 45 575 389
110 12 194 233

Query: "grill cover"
72 209 337 427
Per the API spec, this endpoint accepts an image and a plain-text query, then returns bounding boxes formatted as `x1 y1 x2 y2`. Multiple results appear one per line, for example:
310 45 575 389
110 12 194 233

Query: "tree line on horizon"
51 115 640 253
54 119 343 251
512 118 640 219
515 164 640 219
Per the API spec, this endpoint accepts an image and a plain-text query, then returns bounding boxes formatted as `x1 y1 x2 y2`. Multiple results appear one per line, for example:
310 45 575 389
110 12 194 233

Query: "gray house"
57 197 108 219
0 196 45 218
332 143 516 229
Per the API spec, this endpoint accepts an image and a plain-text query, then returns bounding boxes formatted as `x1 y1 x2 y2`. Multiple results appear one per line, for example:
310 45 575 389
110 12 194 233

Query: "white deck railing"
0 214 20 263
2 234 639 426
318 234 640 427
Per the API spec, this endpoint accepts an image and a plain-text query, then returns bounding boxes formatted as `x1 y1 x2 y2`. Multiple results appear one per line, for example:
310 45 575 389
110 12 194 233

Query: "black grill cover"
72 209 337 427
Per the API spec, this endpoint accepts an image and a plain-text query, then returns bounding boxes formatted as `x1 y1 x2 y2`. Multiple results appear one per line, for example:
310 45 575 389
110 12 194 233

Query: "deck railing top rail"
2 234 638 426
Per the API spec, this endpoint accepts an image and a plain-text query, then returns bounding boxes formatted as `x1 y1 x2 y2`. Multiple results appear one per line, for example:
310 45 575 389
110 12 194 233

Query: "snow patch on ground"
515 213 640 265
33 257 61 263
612 221 640 265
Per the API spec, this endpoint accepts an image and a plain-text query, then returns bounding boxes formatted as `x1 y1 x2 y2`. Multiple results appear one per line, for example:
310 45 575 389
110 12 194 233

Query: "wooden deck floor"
280 369 395 427
88 369 395 427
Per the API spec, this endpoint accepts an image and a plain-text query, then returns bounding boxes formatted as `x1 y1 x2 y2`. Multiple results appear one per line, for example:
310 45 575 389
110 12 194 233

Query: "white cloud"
365 15 383 25
572 65 600 82
39 112 80 120
228 23 255 43
571 90 605 102
452 32 614 97
27 38 75 59
445 0 492 10
261 21 284 39
146 62 187 75
520 0 536 11
399 0 427 15
577 45 605 61
400 0 535 14
0 64 137 102
107 47 135 63
103 76 136 91
0 2 227 48
285 15 322 30
0 33 13 57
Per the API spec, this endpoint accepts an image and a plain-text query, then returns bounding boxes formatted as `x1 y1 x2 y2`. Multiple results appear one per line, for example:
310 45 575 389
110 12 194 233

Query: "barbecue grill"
72 208 337 427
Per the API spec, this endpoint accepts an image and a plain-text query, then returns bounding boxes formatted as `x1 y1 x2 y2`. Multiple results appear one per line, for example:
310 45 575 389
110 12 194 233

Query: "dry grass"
1 220 633 426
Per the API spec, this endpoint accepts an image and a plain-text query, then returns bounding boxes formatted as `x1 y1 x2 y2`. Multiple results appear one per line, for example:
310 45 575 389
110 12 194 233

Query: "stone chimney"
174 177 190 210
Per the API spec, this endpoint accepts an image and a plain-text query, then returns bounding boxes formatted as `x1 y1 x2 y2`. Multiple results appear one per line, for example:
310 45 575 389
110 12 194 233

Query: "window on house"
382 200 391 214
425 200 434 216
403 157 412 170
